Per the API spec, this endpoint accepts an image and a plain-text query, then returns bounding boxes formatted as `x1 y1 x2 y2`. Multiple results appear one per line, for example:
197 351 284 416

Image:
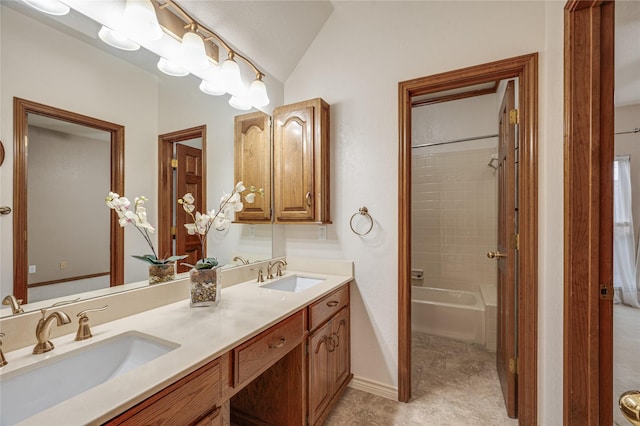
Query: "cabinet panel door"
274 104 314 222
332 306 350 390
308 320 333 423
234 112 271 223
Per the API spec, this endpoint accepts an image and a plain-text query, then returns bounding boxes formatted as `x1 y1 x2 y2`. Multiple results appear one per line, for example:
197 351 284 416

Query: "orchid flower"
178 182 263 269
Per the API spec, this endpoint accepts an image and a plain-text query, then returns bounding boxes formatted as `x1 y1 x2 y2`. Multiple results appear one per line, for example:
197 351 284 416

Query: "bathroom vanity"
0 258 353 426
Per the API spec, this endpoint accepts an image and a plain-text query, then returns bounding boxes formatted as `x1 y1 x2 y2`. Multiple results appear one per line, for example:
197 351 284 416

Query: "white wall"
615 104 640 240
283 1 565 422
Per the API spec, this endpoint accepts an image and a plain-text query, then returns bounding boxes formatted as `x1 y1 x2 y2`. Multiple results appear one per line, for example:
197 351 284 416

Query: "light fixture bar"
156 0 265 79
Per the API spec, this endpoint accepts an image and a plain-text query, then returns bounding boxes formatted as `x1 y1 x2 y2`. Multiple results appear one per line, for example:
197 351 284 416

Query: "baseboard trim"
348 376 398 401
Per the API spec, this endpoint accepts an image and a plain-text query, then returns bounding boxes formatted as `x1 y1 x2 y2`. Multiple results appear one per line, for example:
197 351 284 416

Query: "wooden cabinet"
273 98 330 224
307 286 352 426
234 111 271 223
105 357 224 426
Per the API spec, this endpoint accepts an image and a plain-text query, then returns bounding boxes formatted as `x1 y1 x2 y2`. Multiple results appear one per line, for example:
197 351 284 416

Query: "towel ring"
350 206 373 236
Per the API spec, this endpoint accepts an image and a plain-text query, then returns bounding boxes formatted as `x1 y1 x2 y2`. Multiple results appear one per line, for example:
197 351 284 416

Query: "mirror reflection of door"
613 2 640 423
158 126 206 274
12 98 125 304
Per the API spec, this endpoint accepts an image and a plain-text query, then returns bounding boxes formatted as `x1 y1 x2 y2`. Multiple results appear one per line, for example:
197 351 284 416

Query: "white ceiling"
177 1 334 84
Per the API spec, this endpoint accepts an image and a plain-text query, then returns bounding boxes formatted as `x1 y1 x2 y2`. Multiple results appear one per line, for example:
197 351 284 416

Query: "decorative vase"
190 266 221 308
148 263 175 285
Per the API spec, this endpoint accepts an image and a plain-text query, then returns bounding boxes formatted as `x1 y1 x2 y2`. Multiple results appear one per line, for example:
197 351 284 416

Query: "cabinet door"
234 111 271 223
273 103 315 222
308 320 333 424
331 306 350 390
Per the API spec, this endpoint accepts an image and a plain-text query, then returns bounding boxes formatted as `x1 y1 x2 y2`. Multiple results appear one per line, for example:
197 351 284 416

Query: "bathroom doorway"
398 53 539 423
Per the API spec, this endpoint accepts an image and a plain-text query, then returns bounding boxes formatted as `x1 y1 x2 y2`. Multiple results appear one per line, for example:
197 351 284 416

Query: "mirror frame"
13 97 125 303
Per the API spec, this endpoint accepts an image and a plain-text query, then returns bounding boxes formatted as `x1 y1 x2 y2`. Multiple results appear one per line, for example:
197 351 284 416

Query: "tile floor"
326 333 518 425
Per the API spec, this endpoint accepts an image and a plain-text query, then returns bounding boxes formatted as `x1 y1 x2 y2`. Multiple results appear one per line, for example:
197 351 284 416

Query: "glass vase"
148 263 175 285
190 266 221 308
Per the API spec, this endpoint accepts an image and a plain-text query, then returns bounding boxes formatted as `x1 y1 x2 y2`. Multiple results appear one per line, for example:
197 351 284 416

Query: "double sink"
0 273 325 425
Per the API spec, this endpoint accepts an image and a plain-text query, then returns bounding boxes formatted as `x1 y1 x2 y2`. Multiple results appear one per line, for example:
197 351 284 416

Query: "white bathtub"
411 286 486 345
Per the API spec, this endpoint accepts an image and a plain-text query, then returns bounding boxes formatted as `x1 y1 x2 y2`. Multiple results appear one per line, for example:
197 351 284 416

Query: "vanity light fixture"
121 0 163 42
20 0 69 16
178 24 210 72
24 0 270 109
98 26 141 51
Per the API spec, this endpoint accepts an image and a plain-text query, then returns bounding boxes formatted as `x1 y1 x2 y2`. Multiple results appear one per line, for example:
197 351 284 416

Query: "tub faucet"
33 308 71 354
267 259 287 279
2 295 24 314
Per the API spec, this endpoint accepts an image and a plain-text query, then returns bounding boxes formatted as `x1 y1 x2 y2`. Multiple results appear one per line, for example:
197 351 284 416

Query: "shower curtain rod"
615 128 640 135
412 133 498 149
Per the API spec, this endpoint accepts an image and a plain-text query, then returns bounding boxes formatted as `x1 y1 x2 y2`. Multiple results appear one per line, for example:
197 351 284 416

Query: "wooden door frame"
563 1 614 425
157 125 207 263
398 53 539 424
13 97 124 302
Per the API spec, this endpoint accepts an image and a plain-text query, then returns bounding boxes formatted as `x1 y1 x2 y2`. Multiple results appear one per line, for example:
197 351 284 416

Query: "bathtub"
411 286 486 345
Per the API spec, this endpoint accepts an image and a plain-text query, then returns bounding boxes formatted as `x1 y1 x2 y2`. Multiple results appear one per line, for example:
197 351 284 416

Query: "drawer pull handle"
326 300 339 307
315 336 329 353
331 332 340 348
328 334 337 352
269 337 286 349
306 192 312 206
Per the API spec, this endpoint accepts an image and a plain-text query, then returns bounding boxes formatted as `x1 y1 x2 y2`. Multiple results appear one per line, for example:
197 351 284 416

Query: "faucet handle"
251 267 265 283
75 305 108 341
50 297 81 308
0 332 7 367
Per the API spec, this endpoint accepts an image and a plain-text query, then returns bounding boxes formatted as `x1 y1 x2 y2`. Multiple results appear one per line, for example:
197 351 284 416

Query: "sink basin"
0 331 179 425
260 275 325 293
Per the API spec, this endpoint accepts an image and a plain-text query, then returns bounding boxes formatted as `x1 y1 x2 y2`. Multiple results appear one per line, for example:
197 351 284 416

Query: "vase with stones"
190 266 221 308
148 263 175 285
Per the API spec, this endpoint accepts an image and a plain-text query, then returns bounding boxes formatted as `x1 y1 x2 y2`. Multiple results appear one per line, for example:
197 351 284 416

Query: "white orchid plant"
105 193 187 265
178 182 263 270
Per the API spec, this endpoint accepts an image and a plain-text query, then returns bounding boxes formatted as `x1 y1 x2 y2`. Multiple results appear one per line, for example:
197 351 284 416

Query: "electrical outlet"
249 225 256 238
59 261 68 269
28 265 36 274
318 226 327 240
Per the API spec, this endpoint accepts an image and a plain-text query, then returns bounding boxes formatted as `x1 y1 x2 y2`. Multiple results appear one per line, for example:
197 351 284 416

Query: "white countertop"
1 268 352 426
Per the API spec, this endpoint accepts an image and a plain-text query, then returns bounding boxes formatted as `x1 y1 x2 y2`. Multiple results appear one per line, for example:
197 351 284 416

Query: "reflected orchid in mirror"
178 182 263 270
105 192 187 265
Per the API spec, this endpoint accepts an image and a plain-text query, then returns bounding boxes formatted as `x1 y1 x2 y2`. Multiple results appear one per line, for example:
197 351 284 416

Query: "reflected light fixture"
20 0 69 16
157 57 189 77
199 66 226 96
122 0 163 42
98 26 140 51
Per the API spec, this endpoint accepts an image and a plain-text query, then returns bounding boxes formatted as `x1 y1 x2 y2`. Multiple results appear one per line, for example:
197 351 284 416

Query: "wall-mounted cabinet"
273 98 331 224
234 111 272 223
234 98 331 226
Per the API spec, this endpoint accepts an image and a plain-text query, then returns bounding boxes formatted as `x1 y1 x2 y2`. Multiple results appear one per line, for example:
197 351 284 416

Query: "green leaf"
166 255 189 262
131 254 162 265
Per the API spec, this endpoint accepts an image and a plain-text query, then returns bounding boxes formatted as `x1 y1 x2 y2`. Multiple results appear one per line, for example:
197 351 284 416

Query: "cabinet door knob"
306 192 312 206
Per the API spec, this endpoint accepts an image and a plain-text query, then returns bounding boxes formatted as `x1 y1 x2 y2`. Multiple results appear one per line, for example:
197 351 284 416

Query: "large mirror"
0 1 274 315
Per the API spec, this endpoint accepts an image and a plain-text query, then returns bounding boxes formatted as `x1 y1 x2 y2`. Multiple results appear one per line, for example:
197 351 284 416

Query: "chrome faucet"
2 295 24 314
33 308 71 354
233 255 250 265
267 259 287 279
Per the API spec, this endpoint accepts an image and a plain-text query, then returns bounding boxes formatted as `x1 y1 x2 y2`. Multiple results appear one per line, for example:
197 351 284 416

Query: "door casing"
398 53 539 424
563 1 615 424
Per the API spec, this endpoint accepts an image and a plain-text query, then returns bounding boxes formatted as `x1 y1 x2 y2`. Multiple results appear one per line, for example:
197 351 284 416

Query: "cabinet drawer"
309 284 349 331
234 311 304 387
106 358 221 425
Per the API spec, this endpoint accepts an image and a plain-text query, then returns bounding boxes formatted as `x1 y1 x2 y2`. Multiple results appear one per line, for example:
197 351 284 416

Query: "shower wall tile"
411 147 498 291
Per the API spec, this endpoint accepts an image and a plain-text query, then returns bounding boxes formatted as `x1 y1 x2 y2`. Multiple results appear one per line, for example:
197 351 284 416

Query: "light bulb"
99 26 140 51
122 0 163 42
21 0 69 15
249 78 270 108
220 55 244 96
157 57 189 77
179 30 210 72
